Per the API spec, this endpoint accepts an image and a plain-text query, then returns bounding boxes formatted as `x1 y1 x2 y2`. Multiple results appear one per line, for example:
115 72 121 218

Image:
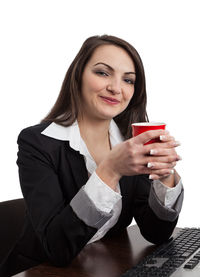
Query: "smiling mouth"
100 96 120 105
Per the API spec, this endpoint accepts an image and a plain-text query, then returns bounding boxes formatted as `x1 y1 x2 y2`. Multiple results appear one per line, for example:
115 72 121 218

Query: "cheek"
124 87 134 102
83 73 105 93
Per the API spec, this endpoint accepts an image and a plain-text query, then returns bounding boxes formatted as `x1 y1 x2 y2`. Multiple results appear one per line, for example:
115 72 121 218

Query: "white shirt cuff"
153 178 183 208
83 171 121 214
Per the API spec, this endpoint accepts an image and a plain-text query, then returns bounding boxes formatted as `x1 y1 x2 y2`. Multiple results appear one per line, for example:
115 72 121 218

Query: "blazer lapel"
65 142 89 190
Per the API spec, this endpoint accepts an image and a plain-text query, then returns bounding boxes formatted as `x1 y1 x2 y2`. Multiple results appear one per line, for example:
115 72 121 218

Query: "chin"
99 111 121 120
94 105 124 120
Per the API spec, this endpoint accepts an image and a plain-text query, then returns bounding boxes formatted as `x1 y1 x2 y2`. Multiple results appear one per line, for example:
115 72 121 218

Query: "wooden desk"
13 225 177 277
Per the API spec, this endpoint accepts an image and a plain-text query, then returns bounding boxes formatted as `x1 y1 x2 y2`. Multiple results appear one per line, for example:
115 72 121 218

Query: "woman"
0 35 183 276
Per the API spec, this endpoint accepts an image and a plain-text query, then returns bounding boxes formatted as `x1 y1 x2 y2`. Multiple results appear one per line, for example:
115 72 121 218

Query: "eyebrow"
94 62 136 75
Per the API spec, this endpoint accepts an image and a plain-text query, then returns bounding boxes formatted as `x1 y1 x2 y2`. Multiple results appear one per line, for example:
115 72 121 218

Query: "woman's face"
80 44 136 122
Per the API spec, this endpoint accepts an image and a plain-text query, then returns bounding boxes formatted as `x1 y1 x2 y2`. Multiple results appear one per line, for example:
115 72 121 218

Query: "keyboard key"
181 251 192 258
194 253 200 259
184 260 199 269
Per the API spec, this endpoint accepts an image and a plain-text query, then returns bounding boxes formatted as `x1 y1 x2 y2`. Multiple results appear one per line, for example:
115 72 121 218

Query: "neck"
77 116 111 145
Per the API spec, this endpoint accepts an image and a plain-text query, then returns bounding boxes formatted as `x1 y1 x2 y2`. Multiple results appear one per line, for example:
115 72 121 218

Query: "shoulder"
18 121 51 141
19 121 51 135
17 121 68 151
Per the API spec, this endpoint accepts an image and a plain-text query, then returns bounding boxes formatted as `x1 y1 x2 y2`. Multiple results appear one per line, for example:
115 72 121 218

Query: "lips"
100 96 120 104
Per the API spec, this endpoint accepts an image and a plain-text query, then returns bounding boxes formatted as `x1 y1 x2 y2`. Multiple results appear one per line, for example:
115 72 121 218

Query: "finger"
139 164 175 176
160 135 180 144
149 168 174 178
149 147 174 156
142 152 181 165
149 148 182 160
147 161 177 170
159 135 174 142
149 173 172 180
134 129 169 145
144 140 181 155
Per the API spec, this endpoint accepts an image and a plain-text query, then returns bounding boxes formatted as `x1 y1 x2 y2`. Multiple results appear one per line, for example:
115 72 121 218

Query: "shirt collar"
41 119 124 152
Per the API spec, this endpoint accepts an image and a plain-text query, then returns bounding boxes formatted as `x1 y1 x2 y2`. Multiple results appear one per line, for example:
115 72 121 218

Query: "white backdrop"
0 0 199 228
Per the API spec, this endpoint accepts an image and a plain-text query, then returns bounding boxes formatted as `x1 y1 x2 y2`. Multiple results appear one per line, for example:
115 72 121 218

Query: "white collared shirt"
41 120 183 243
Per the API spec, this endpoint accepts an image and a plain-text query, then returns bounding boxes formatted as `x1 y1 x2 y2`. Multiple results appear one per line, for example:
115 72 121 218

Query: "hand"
145 133 181 185
96 129 181 190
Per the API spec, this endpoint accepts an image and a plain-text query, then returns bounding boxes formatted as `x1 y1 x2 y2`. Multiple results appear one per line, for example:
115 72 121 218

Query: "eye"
95 70 109 77
124 78 135 85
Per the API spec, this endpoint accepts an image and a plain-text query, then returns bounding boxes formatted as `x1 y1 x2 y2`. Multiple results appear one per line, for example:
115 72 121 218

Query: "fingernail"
150 149 157 155
160 135 166 141
149 175 153 179
170 169 174 174
147 162 153 168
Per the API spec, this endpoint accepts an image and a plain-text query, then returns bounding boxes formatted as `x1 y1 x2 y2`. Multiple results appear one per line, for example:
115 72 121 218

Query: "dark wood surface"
12 225 179 277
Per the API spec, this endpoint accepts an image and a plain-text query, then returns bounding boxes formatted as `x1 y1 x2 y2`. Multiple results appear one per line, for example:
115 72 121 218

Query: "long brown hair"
41 35 148 139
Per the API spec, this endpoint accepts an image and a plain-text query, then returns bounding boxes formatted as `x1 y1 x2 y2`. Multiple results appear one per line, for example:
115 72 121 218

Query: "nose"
106 78 122 95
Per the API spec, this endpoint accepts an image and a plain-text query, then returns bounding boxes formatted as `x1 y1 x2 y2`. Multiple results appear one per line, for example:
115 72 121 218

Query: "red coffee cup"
132 122 166 145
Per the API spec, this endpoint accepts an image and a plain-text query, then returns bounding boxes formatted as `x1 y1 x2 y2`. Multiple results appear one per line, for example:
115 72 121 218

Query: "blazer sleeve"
132 175 183 245
17 127 98 267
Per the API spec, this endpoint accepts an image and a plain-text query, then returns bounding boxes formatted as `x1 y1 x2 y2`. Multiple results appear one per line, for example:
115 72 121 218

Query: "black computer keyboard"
121 228 200 277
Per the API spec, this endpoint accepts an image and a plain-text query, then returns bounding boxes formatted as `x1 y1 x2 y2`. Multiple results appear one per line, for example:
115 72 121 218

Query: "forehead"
87 44 135 72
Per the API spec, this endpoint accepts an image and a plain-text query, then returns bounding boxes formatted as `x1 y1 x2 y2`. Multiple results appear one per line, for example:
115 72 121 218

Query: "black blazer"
0 121 181 276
